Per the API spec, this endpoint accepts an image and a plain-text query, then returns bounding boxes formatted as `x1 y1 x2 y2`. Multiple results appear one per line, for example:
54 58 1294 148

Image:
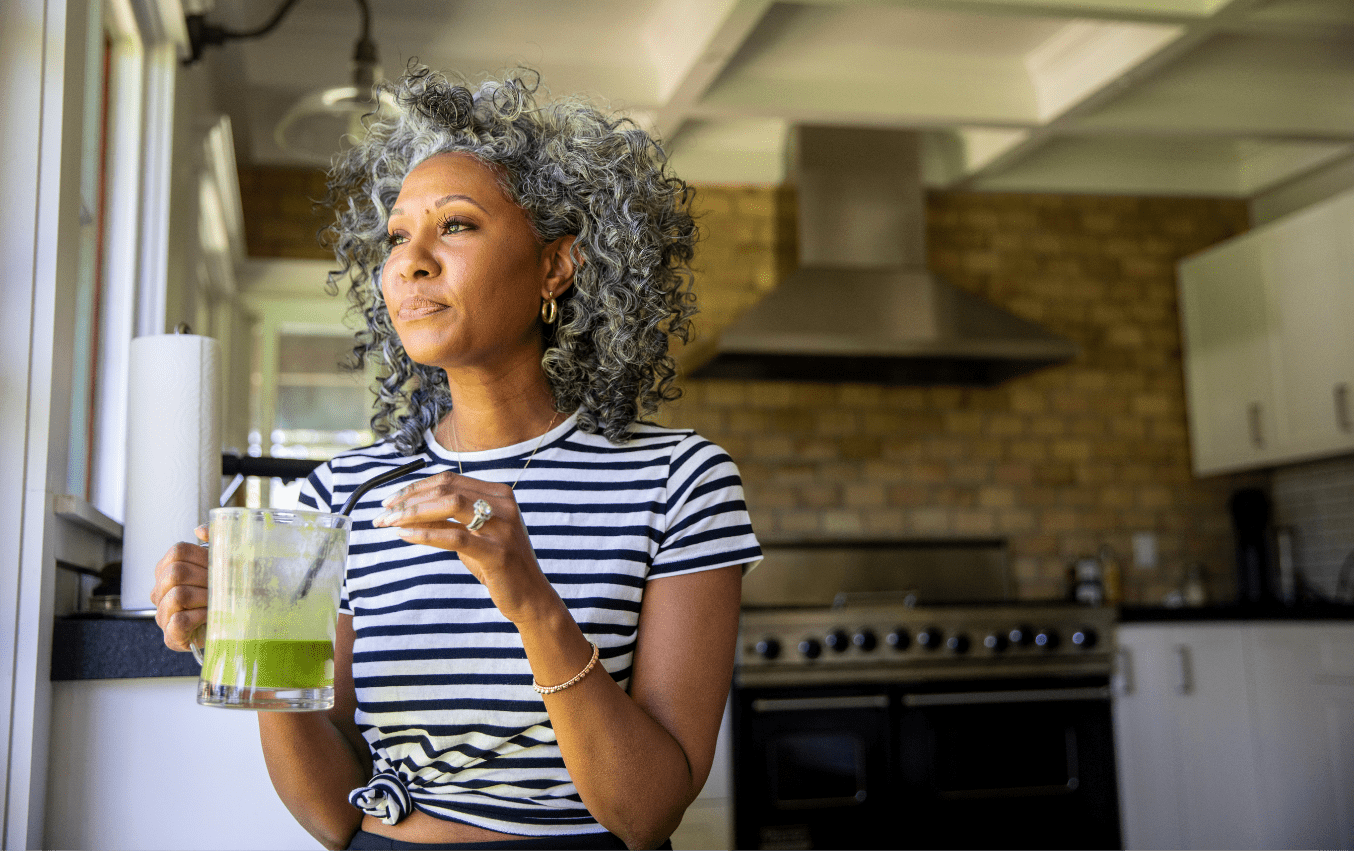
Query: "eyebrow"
390 193 488 218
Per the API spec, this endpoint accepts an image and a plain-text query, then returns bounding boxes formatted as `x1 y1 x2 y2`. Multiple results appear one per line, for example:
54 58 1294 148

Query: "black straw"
339 458 427 516
295 458 428 601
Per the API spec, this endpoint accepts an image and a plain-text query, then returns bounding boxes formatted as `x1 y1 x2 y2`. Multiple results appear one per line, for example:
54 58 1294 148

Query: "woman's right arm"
151 543 370 850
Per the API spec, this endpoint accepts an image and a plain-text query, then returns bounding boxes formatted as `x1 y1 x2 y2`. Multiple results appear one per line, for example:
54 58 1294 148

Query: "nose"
388 232 440 282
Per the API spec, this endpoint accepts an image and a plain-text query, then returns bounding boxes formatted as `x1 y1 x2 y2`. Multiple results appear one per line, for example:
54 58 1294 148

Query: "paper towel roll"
121 334 221 612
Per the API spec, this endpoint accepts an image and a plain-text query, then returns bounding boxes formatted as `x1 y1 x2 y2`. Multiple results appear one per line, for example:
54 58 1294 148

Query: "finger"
163 602 208 652
194 524 210 543
380 470 462 507
381 471 501 510
395 522 496 557
150 544 209 606
155 582 208 635
378 488 506 529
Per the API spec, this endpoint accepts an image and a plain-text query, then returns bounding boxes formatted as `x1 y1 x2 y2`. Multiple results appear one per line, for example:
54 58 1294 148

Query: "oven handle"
903 685 1110 707
751 695 890 713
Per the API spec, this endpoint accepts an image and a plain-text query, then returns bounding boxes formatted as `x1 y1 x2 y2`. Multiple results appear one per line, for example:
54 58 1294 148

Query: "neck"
435 366 562 452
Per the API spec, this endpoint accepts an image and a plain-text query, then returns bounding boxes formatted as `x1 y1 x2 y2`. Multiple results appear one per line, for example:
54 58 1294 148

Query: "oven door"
733 685 894 850
896 678 1121 850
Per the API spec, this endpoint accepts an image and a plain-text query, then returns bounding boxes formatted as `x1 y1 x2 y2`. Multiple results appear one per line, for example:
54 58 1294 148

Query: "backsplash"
1272 455 1354 602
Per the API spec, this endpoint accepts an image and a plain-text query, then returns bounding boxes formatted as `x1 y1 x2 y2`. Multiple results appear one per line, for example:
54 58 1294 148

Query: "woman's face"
381 151 572 373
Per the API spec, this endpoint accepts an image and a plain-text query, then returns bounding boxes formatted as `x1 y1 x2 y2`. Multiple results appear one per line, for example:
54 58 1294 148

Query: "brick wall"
240 166 1263 605
668 187 1264 605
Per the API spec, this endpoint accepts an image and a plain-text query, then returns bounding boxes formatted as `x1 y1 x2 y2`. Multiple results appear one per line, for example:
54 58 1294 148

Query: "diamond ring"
466 499 493 532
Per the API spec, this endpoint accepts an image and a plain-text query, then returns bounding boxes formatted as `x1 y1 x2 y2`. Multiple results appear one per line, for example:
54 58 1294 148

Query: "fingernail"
373 510 394 527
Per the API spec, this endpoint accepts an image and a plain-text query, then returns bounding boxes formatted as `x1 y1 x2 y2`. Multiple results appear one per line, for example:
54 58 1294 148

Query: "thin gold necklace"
450 411 561 490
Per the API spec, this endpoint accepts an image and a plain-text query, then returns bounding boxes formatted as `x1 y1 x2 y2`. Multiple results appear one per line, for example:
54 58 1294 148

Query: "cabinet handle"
1247 402 1264 448
1172 644 1194 695
1336 383 1352 434
1113 647 1134 696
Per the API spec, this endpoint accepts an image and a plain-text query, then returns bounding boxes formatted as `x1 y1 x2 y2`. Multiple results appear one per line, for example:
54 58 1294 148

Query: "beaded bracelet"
533 642 600 695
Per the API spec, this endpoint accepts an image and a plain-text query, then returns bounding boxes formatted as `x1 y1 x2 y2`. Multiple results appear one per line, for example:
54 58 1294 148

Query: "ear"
541 235 578 300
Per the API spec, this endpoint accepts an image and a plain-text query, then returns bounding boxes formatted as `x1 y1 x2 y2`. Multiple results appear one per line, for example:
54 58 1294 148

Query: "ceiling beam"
644 0 774 141
950 0 1271 187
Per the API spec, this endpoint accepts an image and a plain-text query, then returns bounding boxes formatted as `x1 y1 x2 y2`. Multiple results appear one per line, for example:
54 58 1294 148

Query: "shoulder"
321 440 418 477
564 422 737 472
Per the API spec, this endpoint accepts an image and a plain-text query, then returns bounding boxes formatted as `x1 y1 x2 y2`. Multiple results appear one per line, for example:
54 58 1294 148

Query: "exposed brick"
239 173 1258 600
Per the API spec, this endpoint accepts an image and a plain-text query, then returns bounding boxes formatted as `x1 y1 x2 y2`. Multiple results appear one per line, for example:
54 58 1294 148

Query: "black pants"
346 828 673 850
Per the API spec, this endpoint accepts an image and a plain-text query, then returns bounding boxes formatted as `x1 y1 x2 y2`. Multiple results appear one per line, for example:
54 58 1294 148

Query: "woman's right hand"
150 524 210 652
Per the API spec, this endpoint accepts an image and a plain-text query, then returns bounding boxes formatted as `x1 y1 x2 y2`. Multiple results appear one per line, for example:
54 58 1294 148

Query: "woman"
151 66 760 851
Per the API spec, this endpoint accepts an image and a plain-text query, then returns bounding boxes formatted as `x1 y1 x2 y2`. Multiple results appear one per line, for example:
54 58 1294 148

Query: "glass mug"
193 507 351 711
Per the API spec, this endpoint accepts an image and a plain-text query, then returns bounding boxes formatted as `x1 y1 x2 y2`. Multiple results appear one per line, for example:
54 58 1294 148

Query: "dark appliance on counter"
733 542 1120 850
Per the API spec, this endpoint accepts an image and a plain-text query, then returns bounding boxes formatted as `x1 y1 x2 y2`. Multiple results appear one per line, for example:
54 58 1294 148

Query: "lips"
398 295 449 320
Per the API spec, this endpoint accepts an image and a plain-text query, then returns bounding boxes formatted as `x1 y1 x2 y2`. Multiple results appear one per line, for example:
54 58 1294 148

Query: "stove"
730 543 1122 850
737 601 1116 688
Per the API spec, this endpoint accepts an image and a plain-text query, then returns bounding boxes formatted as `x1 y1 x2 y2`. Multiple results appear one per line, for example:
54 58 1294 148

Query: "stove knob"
1009 625 1035 647
886 628 911 651
798 638 823 660
853 629 878 652
917 628 944 651
946 634 971 654
1071 627 1099 649
825 629 851 653
1034 628 1061 650
754 637 781 660
983 632 1009 652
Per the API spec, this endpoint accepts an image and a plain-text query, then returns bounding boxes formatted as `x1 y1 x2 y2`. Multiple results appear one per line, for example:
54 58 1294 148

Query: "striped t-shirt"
296 413 762 837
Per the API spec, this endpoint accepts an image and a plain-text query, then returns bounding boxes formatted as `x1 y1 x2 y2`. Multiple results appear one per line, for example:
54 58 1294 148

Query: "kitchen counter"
1119 601 1354 622
51 614 199 680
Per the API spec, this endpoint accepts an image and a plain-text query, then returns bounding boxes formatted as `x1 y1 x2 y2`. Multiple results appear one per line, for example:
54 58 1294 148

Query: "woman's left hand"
372 472 557 624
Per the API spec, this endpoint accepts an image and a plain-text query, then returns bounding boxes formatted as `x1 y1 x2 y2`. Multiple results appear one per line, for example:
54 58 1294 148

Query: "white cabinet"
1178 189 1354 476
1113 622 1354 850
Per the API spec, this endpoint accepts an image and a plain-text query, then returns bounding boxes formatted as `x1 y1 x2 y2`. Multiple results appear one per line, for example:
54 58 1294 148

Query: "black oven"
732 593 1122 850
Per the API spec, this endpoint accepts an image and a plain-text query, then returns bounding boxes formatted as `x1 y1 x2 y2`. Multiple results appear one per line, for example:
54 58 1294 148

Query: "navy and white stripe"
297 413 761 837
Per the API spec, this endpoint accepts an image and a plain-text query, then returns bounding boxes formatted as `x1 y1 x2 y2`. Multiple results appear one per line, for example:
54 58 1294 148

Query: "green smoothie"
203 639 334 689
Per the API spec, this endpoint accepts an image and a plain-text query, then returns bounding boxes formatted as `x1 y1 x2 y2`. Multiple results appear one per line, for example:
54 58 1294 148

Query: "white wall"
46 678 320 850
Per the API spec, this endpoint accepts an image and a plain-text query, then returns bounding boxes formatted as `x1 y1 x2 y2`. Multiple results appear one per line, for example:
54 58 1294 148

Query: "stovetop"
736 601 1117 687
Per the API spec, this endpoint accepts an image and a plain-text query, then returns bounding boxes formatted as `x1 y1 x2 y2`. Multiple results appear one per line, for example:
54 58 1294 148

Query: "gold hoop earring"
541 295 558 325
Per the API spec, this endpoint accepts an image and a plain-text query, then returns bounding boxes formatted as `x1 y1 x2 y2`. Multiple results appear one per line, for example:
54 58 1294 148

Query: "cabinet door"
1265 193 1354 457
1113 624 1263 850
1178 238 1280 475
1113 626 1188 849
1246 623 1354 849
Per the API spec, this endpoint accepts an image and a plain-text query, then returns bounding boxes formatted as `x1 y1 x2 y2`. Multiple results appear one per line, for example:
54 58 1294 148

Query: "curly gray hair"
322 65 698 452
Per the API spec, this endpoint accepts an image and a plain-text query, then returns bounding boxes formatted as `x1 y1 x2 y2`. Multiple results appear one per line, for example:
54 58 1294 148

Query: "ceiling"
195 0 1354 201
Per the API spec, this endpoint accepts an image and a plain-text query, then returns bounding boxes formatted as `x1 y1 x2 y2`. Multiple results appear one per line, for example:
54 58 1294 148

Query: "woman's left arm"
516 563 743 850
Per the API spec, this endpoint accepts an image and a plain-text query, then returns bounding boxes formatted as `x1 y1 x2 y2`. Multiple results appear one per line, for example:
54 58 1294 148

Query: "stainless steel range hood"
690 127 1077 385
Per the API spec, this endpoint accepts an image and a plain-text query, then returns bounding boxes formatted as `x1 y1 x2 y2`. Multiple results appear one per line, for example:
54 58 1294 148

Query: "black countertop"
51 614 199 680
1119 601 1354 623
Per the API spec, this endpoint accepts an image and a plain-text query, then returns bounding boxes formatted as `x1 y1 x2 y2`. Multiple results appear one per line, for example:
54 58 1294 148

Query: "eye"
384 231 407 249
439 216 473 235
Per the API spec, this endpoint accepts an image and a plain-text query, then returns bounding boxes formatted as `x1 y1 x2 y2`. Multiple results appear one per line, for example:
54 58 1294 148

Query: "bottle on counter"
1183 563 1208 607
1070 555 1105 606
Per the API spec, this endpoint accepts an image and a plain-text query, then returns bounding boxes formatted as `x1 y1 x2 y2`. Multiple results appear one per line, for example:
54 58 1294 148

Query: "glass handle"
190 538 208 665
